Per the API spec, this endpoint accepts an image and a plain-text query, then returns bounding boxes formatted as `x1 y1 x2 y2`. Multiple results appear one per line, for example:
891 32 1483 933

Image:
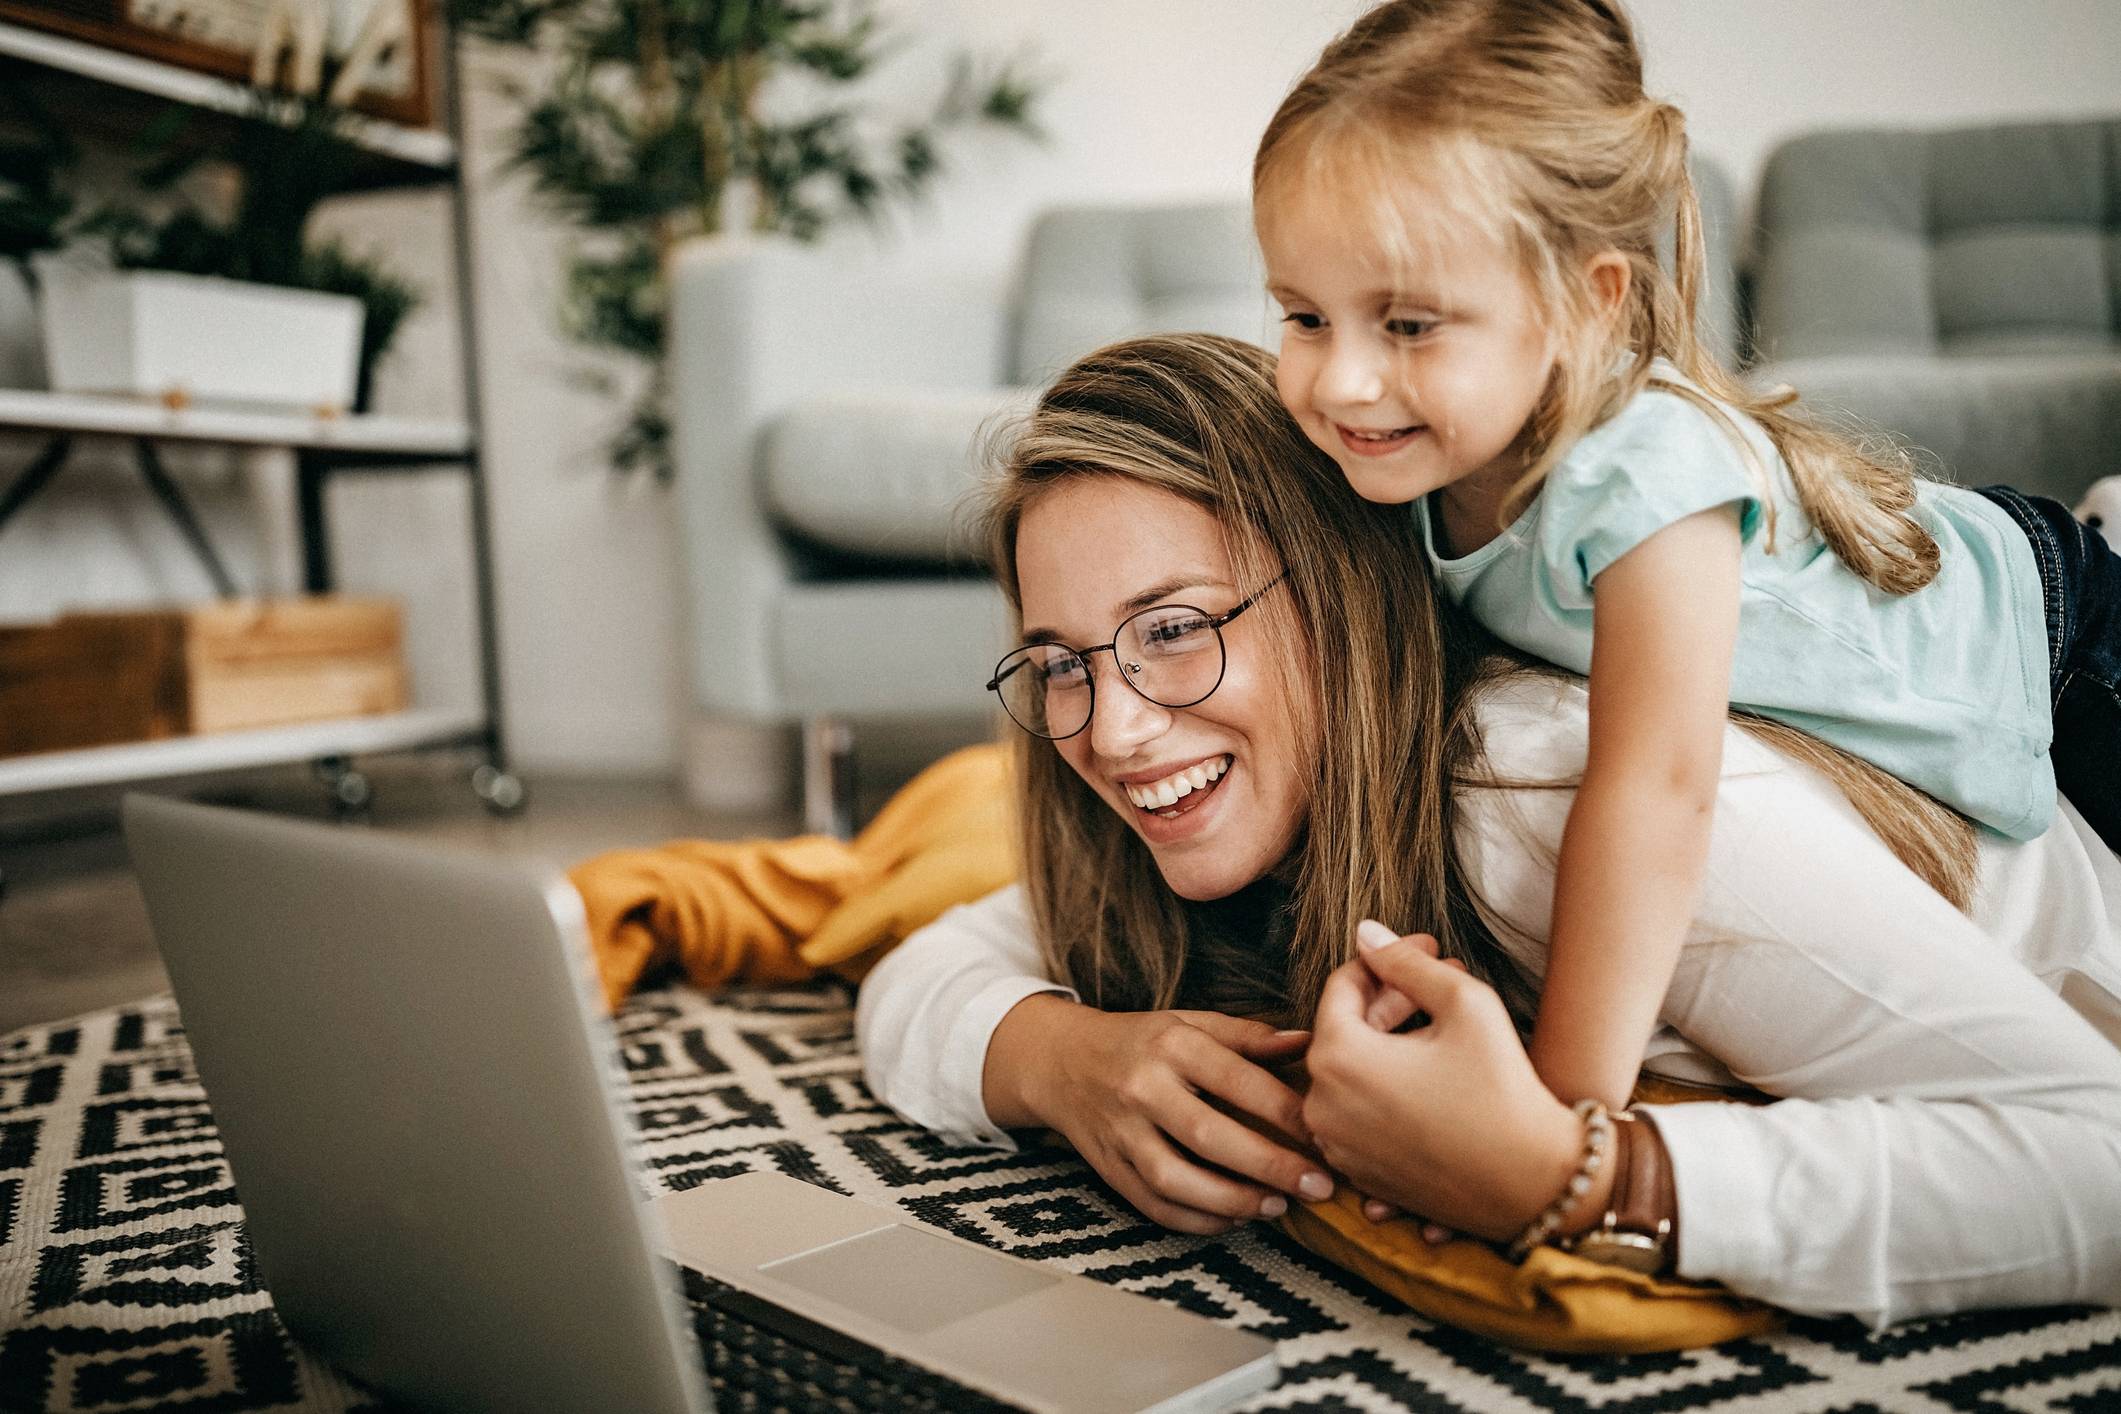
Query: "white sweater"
857 676 2121 1326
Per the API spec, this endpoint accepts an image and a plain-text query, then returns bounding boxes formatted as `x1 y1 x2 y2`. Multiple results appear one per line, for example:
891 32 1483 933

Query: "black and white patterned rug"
4 981 2118 1413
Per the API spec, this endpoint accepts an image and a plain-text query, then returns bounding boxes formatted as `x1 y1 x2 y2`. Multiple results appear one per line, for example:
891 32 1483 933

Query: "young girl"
1253 0 2121 1112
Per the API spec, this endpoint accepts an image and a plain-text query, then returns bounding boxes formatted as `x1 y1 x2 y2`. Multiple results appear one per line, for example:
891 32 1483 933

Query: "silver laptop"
123 794 1278 1414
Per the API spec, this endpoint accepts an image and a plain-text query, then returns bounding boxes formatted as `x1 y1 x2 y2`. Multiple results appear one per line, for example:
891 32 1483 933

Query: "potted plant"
453 0 1044 476
40 85 420 414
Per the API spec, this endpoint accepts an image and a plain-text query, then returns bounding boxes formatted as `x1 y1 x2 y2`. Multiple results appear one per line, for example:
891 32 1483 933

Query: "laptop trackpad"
762 1225 1060 1335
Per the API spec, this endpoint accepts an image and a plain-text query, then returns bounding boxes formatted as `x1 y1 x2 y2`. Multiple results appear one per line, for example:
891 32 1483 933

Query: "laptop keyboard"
682 1268 1032 1414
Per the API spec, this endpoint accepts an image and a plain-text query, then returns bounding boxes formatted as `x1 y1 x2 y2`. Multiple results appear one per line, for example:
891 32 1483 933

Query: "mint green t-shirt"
1415 375 2056 840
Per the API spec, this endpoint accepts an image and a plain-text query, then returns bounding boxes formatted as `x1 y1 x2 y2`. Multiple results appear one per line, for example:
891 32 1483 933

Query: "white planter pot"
38 268 364 413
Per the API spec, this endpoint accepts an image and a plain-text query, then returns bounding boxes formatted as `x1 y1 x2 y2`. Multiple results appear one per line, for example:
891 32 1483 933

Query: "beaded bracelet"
1505 1099 1612 1263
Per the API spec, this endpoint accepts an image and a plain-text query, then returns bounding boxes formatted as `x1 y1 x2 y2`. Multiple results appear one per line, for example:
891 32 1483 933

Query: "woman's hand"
983 994 1333 1235
1305 936 1610 1242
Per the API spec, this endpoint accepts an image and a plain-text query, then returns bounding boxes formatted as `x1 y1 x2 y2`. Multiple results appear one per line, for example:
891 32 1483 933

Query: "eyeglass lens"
992 604 1226 739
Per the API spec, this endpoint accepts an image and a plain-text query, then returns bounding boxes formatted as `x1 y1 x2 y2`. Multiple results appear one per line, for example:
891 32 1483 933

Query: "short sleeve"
1538 389 1766 601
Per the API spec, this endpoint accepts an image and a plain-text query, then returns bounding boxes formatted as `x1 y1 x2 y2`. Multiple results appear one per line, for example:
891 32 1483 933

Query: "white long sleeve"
857 676 2121 1324
855 886 1074 1150
1455 676 2121 1324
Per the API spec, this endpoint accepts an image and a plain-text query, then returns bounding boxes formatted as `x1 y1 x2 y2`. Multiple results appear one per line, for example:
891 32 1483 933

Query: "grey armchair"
1749 119 2121 504
666 203 1268 831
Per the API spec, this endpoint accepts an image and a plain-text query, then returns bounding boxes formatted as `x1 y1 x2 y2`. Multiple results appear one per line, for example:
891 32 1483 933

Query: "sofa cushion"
1754 352 2121 506
1754 120 2121 361
761 387 1037 561
1011 203 1268 383
772 579 1011 717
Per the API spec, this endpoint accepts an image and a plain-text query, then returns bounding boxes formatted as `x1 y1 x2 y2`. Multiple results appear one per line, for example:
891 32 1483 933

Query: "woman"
857 334 2121 1326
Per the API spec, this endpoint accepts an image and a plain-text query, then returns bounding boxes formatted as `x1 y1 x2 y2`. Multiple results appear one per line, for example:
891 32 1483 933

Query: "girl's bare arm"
1529 504 1743 1109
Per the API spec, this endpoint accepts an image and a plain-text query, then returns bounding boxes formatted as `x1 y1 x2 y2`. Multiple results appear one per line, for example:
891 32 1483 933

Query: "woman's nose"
1087 657 1171 758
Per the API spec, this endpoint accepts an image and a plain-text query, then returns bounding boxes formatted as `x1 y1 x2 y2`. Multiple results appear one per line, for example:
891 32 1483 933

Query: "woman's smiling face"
1013 476 1312 901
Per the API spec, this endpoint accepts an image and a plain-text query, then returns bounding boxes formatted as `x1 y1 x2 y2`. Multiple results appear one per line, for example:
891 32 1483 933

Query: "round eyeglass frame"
986 573 1287 741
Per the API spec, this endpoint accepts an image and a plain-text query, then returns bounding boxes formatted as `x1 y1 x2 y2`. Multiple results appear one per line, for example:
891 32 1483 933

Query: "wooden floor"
0 719 991 1035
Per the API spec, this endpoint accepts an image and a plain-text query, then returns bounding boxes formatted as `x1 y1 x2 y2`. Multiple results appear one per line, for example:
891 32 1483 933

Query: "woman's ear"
1584 251 1632 327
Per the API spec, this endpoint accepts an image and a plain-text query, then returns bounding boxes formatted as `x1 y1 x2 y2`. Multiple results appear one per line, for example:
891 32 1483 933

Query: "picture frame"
0 0 435 128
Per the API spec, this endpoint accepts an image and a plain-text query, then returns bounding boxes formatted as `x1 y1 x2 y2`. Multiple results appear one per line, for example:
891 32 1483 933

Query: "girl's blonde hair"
1254 0 1941 595
988 334 1977 1029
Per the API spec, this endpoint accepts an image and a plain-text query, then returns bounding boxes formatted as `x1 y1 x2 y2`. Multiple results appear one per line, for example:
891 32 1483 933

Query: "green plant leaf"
486 0 1048 473
0 87 76 277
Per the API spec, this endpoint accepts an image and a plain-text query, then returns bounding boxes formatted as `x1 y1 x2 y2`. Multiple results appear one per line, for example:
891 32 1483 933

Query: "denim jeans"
1975 485 2121 853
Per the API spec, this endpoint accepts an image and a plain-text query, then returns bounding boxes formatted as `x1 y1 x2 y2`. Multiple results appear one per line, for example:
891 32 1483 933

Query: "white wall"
1631 0 2121 240
6 1 2118 776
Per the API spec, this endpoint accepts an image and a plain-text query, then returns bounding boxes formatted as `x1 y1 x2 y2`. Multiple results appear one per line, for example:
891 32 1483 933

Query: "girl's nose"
1088 658 1172 759
1315 332 1388 410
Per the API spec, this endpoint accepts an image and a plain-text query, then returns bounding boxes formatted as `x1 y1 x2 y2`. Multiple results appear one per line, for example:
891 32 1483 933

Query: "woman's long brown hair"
987 333 1536 1026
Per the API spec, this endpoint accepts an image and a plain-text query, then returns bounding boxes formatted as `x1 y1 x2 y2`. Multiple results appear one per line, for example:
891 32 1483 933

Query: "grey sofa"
666 203 1268 829
1749 119 2121 505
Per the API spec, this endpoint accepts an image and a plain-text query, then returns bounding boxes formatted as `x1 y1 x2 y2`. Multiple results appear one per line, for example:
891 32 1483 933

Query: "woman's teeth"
1124 756 1229 811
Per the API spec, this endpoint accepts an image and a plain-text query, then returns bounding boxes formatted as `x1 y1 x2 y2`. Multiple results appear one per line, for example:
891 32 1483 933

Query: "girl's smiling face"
1013 476 1311 902
1259 172 1559 525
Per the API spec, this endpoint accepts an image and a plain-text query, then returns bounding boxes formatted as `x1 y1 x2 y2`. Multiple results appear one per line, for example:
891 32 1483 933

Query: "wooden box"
183 597 408 735
0 612 188 756
0 597 408 757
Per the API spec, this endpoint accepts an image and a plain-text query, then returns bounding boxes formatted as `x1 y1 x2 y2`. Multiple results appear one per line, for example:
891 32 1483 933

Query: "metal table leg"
0 434 73 535
133 439 239 598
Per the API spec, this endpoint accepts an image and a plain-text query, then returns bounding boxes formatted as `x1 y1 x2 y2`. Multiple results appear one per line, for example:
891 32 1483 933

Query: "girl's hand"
1356 1193 1454 1246
1348 922 1463 1239
1305 938 1607 1242
1353 918 1467 1031
983 994 1332 1235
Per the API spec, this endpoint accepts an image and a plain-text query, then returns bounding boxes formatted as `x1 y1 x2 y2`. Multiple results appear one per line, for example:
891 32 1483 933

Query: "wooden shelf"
0 19 455 173
0 707 487 796
0 390 471 456
0 21 516 811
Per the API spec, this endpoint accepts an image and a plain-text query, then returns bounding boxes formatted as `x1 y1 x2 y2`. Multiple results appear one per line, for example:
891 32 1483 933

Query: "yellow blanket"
568 744 1016 1013
568 743 1780 1352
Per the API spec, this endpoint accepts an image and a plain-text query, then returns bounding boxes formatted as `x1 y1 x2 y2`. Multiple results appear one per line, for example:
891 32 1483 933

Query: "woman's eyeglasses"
987 573 1286 741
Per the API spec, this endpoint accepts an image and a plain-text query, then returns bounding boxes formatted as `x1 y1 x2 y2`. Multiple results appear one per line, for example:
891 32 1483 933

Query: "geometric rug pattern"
4 981 2119 1413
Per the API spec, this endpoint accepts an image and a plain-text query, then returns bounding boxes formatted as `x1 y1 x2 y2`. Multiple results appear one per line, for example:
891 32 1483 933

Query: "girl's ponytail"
1653 102 1942 594
1734 394 1943 594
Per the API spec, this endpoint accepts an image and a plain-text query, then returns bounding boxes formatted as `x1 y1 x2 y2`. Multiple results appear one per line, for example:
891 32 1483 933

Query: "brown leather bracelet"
1618 1112 1678 1241
1562 1110 1679 1274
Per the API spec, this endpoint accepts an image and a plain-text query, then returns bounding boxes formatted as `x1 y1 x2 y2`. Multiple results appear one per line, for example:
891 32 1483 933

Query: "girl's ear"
1584 250 1632 326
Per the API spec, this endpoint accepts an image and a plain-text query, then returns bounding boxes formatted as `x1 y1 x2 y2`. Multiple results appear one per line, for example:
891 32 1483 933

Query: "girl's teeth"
1185 764 1208 789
